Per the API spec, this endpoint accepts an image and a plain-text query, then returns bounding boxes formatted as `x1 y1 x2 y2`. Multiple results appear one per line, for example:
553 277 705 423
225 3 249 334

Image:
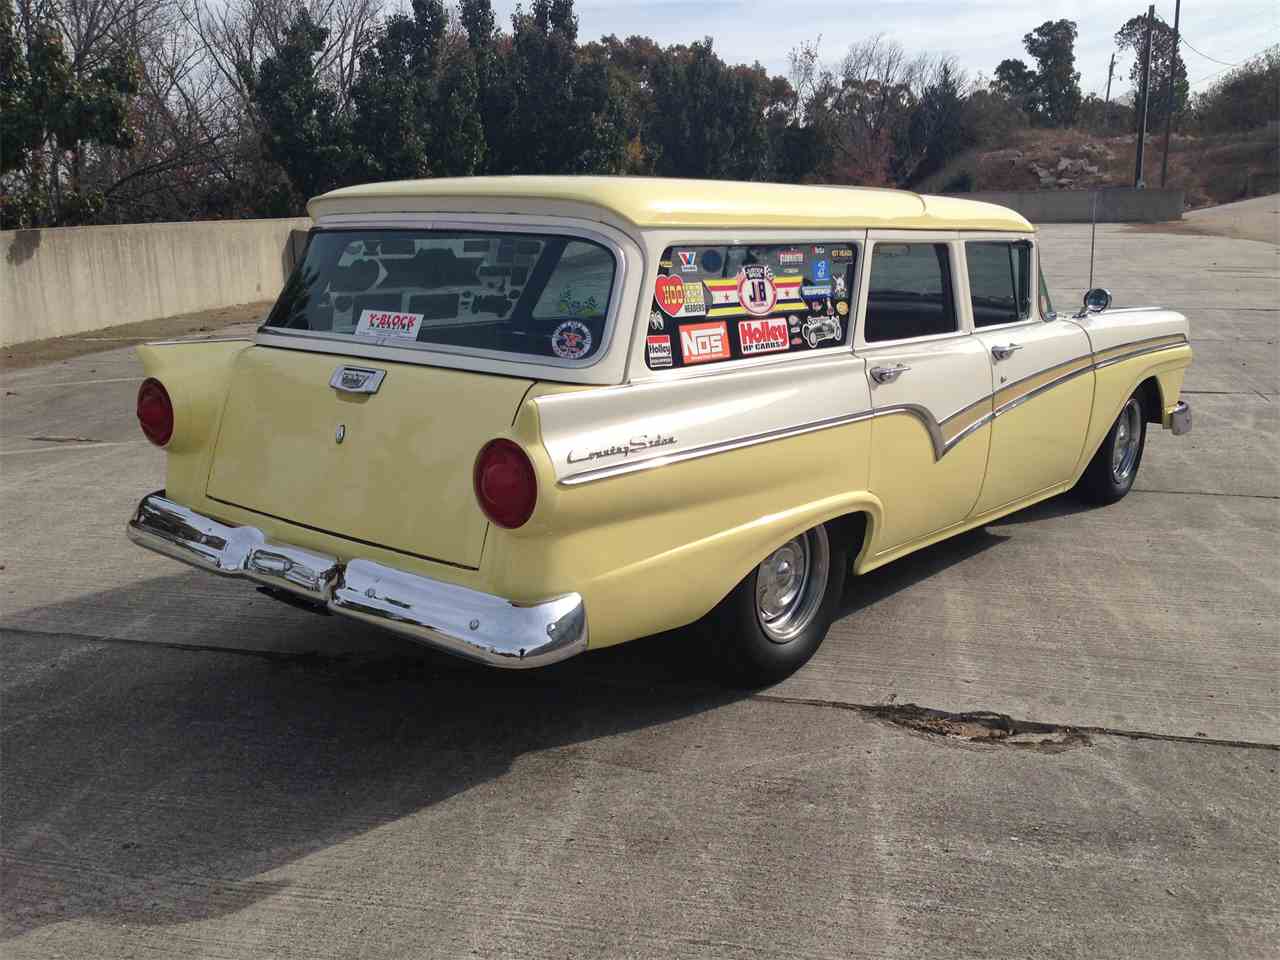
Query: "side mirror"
1082 288 1112 313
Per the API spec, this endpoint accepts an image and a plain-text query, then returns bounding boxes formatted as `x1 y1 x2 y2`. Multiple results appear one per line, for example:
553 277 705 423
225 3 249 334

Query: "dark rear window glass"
646 242 857 370
864 243 956 343
966 241 1032 327
264 230 616 363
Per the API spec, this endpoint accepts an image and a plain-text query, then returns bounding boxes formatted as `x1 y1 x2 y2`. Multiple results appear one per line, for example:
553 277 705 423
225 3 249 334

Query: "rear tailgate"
206 347 533 568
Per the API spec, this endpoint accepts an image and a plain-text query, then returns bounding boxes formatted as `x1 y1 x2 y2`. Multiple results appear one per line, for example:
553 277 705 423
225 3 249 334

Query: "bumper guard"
1167 400 1192 436
126 492 587 668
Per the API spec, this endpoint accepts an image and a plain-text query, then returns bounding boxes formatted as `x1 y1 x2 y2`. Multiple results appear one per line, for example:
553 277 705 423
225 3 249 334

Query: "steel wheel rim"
1111 398 1142 484
755 527 830 644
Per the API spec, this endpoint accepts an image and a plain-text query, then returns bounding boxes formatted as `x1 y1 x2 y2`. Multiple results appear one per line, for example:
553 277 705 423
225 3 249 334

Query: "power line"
1185 41 1278 86
1180 36 1246 67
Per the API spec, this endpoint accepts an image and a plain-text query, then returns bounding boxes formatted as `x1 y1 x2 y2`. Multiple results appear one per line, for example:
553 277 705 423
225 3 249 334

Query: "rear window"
264 230 617 363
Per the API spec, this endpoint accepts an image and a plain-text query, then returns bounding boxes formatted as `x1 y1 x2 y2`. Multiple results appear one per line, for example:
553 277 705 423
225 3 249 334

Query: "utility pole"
1102 52 1117 131
1133 3 1156 188
1160 0 1182 187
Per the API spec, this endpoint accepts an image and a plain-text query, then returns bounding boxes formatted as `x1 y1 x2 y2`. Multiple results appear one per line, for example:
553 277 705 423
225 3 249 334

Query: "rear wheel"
1076 393 1147 505
704 524 847 686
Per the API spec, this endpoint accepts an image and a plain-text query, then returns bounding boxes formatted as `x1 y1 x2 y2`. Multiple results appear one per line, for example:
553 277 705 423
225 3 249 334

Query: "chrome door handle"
991 343 1022 361
870 363 910 384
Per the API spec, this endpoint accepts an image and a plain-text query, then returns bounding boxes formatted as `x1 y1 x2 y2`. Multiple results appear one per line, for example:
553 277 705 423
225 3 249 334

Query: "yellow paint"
974 370 1093 515
867 413 990 554
138 333 1192 656
309 177 1034 233
205 346 534 569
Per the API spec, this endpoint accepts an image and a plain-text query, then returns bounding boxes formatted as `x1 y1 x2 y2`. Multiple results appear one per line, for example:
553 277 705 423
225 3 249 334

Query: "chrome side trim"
559 409 877 486
993 359 1095 419
1094 337 1190 370
127 493 588 669
554 335 1191 485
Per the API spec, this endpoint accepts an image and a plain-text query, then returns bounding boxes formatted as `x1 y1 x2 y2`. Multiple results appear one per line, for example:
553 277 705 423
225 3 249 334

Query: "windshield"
264 229 617 363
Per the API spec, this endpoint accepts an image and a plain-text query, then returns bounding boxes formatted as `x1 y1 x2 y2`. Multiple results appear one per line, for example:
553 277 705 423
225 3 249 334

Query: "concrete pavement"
1 224 1277 958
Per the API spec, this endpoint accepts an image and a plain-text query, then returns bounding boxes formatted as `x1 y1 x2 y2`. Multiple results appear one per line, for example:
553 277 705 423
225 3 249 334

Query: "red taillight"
474 439 537 529
136 378 173 446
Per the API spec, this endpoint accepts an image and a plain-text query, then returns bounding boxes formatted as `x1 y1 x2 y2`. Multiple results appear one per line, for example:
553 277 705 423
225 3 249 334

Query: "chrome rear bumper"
126 492 587 668
1167 400 1192 436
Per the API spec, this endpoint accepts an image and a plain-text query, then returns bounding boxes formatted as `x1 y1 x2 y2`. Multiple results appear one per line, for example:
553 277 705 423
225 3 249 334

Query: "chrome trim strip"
559 409 878 486
1094 338 1189 370
127 492 588 668
555 334 1190 485
993 360 1095 418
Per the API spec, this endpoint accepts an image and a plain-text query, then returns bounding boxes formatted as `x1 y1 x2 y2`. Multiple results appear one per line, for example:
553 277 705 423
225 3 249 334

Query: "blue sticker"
812 259 830 282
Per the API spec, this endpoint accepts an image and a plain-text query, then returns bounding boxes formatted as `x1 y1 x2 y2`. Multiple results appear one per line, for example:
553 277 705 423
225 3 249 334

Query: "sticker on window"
646 335 673 368
679 321 730 364
355 309 423 340
551 320 593 359
654 275 706 318
736 265 777 317
738 317 789 356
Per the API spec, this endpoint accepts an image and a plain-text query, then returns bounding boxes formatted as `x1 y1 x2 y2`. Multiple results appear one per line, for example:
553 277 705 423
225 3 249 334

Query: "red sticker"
654 274 687 317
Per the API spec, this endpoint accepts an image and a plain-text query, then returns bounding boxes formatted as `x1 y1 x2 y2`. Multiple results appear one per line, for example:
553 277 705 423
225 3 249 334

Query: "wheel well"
824 511 870 562
1136 377 1163 424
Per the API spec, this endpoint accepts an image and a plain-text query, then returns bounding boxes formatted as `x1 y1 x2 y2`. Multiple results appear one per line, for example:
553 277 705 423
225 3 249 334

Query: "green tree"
0 0 139 227
1190 46 1279 134
1022 19 1082 126
247 10 354 203
1116 12 1189 132
899 61 976 185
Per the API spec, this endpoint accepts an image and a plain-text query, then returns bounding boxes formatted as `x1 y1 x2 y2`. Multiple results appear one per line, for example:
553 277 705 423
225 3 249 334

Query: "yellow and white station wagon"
128 177 1193 683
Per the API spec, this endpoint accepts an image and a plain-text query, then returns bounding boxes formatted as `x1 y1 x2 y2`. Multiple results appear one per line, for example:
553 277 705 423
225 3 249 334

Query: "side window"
864 243 956 343
966 240 1032 328
646 242 857 370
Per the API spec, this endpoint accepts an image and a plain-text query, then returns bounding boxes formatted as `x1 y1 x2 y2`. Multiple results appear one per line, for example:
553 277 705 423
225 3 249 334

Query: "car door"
963 239 1093 515
856 234 993 556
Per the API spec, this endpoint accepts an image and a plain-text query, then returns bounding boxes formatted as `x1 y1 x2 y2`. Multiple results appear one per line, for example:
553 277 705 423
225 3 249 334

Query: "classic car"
127 177 1193 683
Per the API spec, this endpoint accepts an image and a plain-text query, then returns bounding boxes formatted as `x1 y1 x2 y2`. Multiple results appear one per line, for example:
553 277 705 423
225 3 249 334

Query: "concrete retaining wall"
1 217 311 347
947 189 1184 224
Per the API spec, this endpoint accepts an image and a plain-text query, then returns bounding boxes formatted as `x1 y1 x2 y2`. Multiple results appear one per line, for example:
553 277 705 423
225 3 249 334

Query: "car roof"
308 176 1034 233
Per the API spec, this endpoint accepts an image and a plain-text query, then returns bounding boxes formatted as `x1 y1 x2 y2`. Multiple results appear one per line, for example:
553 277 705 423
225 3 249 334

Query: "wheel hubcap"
755 527 830 644
1111 398 1142 484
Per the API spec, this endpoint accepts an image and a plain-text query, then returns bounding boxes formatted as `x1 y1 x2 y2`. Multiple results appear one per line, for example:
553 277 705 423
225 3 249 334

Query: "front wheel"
1076 393 1147 505
704 523 847 686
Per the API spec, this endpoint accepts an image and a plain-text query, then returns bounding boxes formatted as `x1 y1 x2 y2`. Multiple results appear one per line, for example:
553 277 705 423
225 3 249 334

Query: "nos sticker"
679 321 730 364
551 320 592 359
647 335 673 368
738 317 789 355
655 275 707 318
736 265 777 317
355 309 423 340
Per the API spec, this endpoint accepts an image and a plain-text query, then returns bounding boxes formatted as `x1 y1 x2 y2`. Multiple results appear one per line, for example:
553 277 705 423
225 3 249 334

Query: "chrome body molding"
1168 400 1192 435
127 493 588 668
541 333 1192 487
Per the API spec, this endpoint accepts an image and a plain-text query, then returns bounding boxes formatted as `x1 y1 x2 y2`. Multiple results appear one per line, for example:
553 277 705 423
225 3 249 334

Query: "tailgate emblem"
330 365 386 394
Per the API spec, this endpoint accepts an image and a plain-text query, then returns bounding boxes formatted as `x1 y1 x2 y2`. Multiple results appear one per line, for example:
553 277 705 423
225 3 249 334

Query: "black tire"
704 523 848 686
1076 391 1148 505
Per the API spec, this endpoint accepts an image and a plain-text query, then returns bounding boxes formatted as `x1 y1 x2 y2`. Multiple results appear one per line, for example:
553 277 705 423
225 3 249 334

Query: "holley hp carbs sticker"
356 309 423 340
738 317 789 356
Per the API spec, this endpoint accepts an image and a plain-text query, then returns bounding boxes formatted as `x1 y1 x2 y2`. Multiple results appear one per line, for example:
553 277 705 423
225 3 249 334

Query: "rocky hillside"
921 128 1279 208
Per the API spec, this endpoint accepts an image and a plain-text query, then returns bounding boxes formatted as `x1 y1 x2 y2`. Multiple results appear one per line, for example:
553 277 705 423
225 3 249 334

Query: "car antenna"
1088 189 1099 291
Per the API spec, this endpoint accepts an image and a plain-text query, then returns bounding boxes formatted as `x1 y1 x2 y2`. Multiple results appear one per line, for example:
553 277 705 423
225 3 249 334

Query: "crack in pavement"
752 693 1280 752
6 627 1277 753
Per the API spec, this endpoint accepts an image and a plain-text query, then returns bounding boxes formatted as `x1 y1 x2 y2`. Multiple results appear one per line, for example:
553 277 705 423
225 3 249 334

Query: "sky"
495 0 1279 96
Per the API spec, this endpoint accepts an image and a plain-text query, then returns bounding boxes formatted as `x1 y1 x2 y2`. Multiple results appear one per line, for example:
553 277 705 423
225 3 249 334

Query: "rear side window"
264 230 616 363
966 241 1032 327
646 242 857 370
864 243 956 343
